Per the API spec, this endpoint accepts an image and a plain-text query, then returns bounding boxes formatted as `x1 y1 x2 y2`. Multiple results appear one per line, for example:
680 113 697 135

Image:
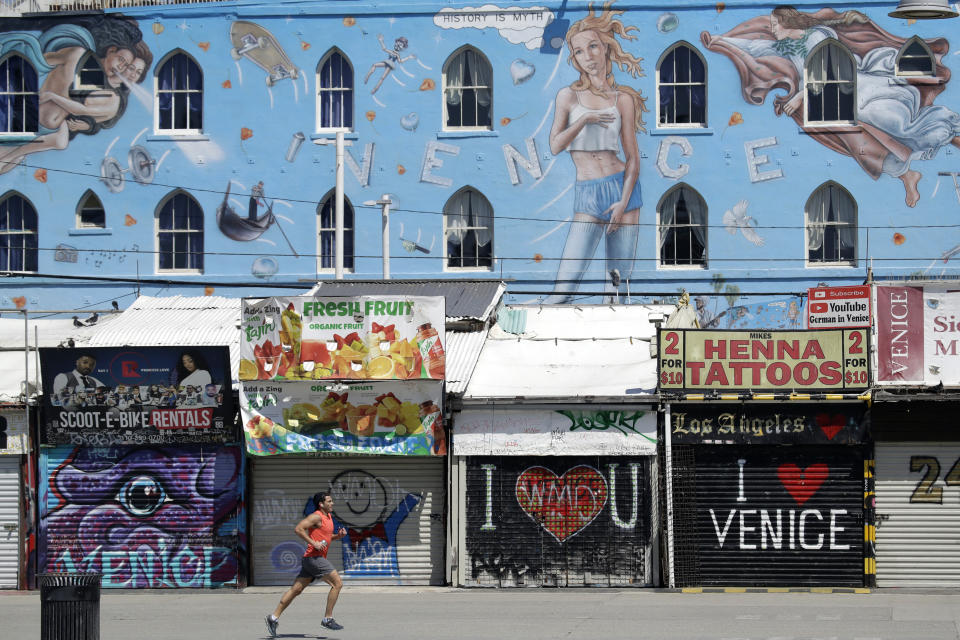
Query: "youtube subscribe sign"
807 285 871 329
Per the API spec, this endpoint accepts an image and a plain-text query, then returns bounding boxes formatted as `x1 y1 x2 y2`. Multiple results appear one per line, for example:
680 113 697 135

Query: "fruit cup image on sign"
239 296 445 381
241 379 445 456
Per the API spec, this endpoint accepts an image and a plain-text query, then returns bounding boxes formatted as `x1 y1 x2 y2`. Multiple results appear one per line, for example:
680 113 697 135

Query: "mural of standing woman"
544 2 647 304
702 6 960 208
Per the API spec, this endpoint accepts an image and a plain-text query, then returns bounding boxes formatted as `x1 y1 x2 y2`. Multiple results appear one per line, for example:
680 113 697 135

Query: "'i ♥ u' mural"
515 465 608 542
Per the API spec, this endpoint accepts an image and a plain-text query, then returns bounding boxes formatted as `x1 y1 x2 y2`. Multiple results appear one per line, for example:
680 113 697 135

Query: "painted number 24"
909 455 960 504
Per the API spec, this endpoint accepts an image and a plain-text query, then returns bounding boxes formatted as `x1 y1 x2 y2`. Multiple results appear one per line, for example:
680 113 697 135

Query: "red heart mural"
815 414 845 441
515 465 608 542
777 463 829 506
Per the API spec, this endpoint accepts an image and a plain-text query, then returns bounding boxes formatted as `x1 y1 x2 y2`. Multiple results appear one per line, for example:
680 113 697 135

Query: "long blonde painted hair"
566 2 648 133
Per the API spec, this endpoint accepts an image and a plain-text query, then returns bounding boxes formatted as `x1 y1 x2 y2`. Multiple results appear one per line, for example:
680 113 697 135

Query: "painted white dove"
723 199 765 247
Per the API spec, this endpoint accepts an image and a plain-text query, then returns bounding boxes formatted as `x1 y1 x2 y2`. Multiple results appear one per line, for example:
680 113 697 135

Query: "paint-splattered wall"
38 444 245 588
0 2 958 314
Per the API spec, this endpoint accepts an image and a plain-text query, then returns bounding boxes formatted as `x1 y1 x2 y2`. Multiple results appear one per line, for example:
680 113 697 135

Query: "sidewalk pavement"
3 586 960 639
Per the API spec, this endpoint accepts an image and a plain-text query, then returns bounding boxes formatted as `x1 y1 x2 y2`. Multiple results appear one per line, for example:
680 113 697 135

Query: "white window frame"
154 51 203 135
76 190 105 229
74 52 104 90
655 42 708 129
0 191 38 273
316 48 354 133
443 186 494 272
442 46 493 132
316 190 355 274
804 39 857 126
896 37 936 77
804 181 857 268
657 184 707 270
0 54 38 136
155 190 204 274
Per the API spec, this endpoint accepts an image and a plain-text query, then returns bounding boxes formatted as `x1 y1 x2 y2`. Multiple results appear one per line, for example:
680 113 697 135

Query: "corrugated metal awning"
445 329 489 395
463 304 672 402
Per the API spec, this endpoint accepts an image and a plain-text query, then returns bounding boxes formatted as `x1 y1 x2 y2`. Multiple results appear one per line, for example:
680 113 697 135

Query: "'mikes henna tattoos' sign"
670 405 867 445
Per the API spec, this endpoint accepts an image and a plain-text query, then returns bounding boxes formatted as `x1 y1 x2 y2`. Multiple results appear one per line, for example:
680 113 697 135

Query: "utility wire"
7 160 960 231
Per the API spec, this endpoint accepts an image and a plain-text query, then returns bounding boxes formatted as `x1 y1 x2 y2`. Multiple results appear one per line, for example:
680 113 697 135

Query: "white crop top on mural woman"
567 91 621 152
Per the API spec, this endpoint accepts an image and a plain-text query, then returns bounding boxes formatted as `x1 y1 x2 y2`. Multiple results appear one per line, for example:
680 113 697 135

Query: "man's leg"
320 570 343 618
273 576 312 618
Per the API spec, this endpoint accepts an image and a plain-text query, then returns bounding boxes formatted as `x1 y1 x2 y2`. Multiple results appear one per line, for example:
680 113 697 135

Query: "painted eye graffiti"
116 475 170 517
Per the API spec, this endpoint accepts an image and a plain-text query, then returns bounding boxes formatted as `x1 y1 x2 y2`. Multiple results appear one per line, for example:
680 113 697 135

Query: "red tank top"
303 510 334 558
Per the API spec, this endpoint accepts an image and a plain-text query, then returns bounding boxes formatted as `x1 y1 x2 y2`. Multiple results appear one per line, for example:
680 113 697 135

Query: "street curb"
668 587 872 594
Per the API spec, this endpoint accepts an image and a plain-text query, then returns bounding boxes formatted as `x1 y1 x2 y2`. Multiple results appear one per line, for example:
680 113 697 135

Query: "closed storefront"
39 444 244 588
875 442 960 586
37 346 243 588
0 455 20 588
250 456 446 585
455 406 658 587
667 405 868 587
0 409 30 589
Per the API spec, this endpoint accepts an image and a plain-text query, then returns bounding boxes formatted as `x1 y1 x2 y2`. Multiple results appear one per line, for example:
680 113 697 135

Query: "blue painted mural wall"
1 0 958 317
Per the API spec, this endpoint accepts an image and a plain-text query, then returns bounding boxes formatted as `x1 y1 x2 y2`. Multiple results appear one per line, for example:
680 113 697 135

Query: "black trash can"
39 572 101 640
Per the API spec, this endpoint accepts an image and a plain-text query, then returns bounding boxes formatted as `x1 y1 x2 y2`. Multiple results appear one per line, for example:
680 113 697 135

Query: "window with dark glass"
896 38 935 76
445 187 493 269
317 194 355 271
443 48 492 129
317 50 353 130
806 41 856 124
157 53 203 132
657 43 706 127
77 191 105 228
157 192 203 271
77 53 105 87
806 182 856 265
0 193 38 272
659 185 706 267
0 55 38 134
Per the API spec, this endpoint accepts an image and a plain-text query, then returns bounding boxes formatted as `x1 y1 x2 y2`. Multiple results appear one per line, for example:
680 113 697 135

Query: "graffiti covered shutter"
876 443 960 587
464 456 653 587
673 445 864 587
250 456 445 585
0 456 19 588
39 444 244 589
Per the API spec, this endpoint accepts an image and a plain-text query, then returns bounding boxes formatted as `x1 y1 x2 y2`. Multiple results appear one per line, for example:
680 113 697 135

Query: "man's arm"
295 513 326 551
52 372 70 395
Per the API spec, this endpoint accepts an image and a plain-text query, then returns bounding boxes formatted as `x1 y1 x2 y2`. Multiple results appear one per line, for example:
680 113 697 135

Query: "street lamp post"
313 132 352 279
364 195 393 279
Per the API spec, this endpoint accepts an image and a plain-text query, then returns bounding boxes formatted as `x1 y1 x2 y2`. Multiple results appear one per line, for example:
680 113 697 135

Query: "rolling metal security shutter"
676 446 864 587
251 456 445 585
464 456 653 587
0 456 20 588
39 445 243 588
875 443 960 587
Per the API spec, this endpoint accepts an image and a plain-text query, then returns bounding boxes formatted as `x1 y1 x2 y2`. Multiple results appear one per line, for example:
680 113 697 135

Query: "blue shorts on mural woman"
39 346 234 446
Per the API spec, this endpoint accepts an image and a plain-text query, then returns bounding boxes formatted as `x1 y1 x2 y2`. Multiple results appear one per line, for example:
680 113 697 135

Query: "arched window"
896 37 935 76
317 191 355 272
155 51 203 133
805 40 856 124
317 49 353 131
0 54 38 134
658 184 706 268
75 52 104 89
443 47 492 130
156 190 204 272
656 43 707 127
0 192 38 272
805 181 856 265
444 186 493 270
76 190 105 228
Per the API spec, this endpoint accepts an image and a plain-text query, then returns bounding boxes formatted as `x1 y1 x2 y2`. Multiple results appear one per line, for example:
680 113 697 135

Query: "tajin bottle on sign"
419 401 446 455
416 323 445 379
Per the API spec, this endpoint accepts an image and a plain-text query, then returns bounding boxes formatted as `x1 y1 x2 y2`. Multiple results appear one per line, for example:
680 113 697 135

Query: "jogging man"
265 491 348 636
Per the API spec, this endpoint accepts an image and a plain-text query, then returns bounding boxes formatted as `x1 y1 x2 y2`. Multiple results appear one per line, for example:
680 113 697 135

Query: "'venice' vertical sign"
875 285 923 383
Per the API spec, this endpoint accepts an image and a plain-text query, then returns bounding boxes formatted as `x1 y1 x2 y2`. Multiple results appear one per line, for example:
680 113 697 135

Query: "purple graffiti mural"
41 445 243 588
